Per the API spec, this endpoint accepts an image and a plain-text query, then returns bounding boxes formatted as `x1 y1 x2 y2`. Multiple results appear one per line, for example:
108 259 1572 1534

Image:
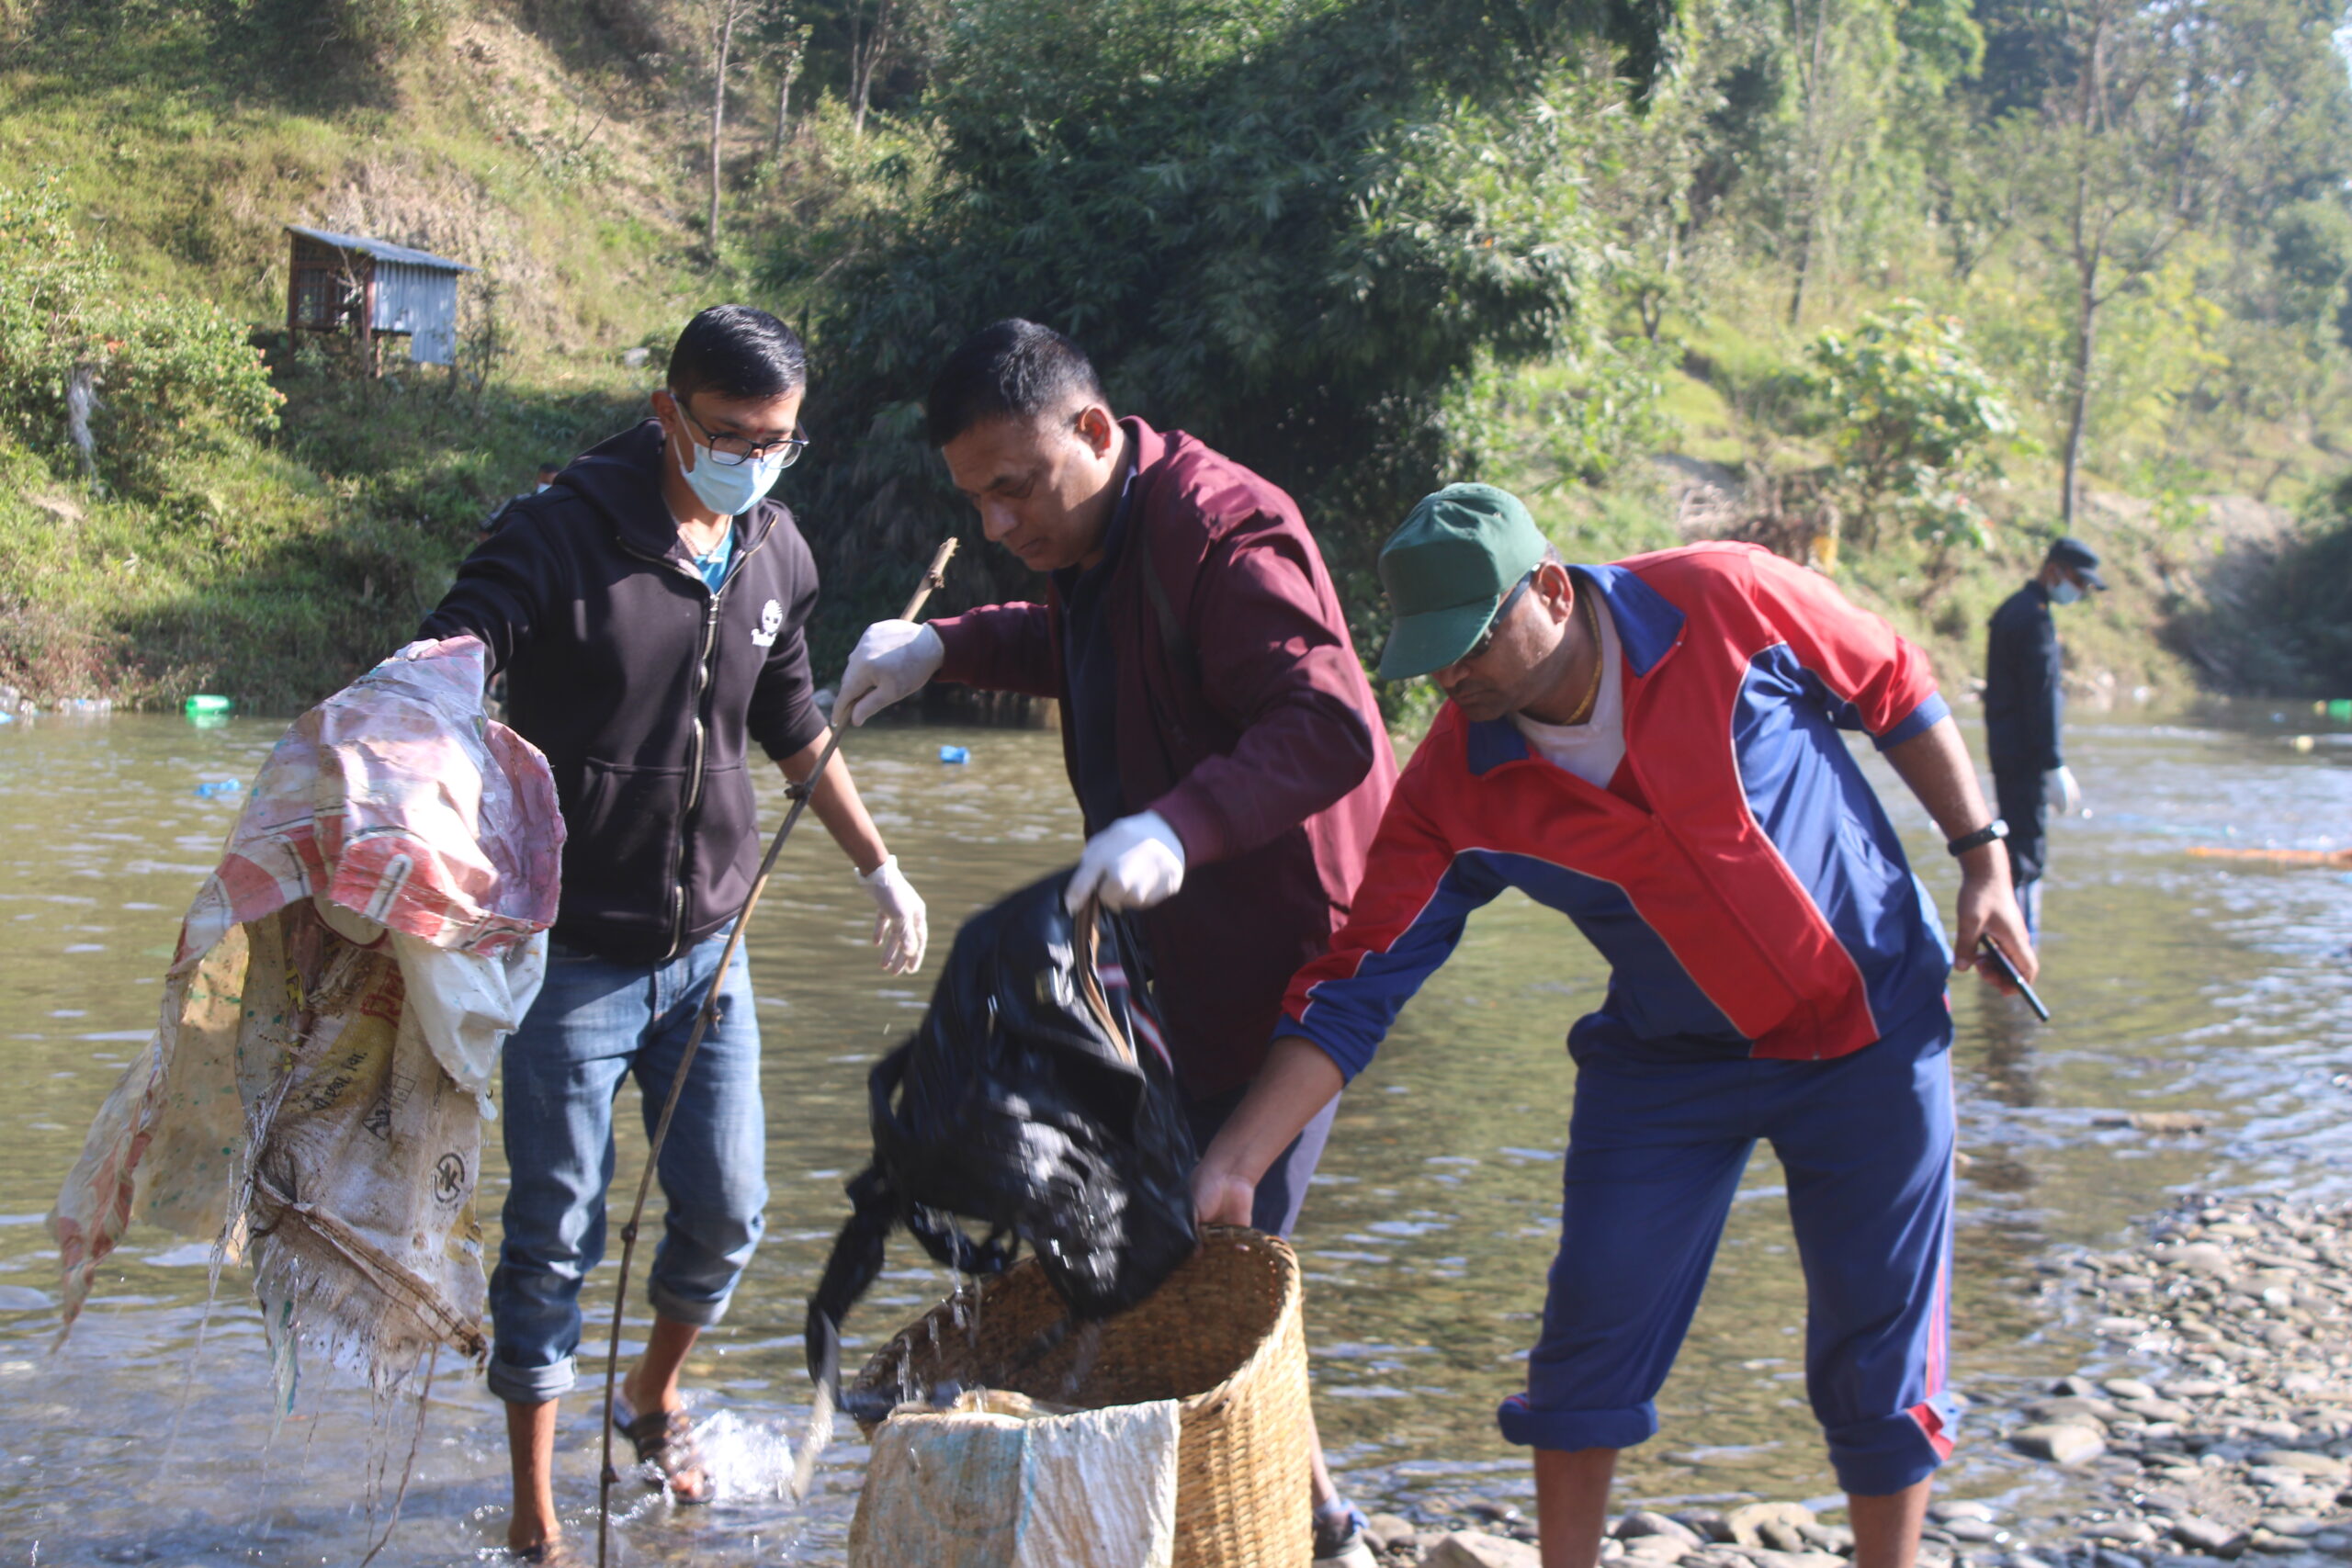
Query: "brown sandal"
612 1397 714 1505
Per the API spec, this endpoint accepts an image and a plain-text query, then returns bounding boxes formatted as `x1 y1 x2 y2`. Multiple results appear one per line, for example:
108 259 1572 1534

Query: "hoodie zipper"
661 588 726 959
616 513 773 963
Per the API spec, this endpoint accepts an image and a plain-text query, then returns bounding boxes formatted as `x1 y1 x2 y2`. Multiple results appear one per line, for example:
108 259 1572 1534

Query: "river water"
1 705 2346 1565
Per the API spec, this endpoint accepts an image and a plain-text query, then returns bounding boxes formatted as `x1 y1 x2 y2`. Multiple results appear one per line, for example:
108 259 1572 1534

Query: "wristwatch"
1946 818 2009 857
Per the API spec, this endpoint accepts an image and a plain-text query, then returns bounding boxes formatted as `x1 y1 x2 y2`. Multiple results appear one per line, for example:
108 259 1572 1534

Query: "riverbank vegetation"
1 0 2348 711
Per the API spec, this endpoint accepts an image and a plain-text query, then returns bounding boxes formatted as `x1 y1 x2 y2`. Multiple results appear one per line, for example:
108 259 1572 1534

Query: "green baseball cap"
1375 483 1551 680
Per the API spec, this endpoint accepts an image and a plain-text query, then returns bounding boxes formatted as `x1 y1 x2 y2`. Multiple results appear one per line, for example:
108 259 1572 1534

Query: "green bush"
1804 300 2030 552
0 176 280 494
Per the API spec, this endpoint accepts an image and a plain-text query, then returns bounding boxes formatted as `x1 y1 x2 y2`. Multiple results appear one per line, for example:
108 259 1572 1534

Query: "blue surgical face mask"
2051 577 2083 605
677 437 787 518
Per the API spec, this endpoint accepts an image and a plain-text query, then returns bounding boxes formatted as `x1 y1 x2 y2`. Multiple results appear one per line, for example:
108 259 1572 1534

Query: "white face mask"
534 482 551 493
2051 577 2083 605
676 434 787 518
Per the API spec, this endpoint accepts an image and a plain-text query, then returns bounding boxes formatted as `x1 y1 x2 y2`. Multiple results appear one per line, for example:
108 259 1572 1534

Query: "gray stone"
1423 1532 1542 1568
2255 1449 2347 1478
2170 1244 2238 1276
1673 1512 1733 1545
1947 1519 2005 1543
2123 1398 2200 1425
1795 1524 1855 1553
1724 1504 1818 1551
1738 1553 1844 1568
1365 1514 1419 1551
2171 1517 2245 1554
2015 1424 2109 1465
2088 1518 2159 1546
2106 1379 2162 1401
2255 1517 2323 1539
1620 1514 1705 1548
1932 1501 1998 1524
1620 1539 1693 1566
2030 1396 2119 1426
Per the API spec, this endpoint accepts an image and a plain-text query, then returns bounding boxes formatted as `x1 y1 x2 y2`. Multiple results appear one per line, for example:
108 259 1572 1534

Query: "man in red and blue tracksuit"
1193 484 2039 1568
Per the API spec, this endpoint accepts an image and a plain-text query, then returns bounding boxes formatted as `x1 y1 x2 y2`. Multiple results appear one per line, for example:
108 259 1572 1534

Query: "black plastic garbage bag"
805 870 1198 1404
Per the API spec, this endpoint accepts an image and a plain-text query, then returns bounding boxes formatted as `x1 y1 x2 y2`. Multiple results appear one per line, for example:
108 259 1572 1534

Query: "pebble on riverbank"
1368 1196 2352 1568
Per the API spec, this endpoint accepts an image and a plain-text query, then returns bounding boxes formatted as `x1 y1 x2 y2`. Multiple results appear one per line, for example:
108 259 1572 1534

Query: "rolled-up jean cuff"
1826 1413 1949 1495
648 1279 735 1328
1496 1393 1658 1450
488 1350 578 1405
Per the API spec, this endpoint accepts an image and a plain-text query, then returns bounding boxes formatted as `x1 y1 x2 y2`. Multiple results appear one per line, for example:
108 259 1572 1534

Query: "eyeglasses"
1456 572 1534 665
678 400 810 468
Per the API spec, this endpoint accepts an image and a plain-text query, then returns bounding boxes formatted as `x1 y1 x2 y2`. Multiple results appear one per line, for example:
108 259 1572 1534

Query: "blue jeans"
486 930 766 1405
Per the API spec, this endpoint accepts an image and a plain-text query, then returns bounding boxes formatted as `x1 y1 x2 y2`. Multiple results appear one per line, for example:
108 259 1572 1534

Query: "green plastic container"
184 694 232 714
2328 698 2351 723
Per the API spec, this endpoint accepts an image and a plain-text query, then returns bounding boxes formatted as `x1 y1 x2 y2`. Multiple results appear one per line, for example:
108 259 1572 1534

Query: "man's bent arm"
1882 715 2038 987
779 729 888 874
1148 530 1384 866
930 604 1061 698
1193 1037 1345 1226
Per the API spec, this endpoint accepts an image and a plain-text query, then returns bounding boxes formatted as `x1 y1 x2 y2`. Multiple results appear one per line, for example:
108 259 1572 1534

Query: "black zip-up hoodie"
421 419 829 963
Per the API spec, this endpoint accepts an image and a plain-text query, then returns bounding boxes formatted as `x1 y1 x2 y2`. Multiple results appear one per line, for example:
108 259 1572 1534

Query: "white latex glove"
1066 810 1187 914
837 621 944 727
857 855 928 974
2045 764 2082 817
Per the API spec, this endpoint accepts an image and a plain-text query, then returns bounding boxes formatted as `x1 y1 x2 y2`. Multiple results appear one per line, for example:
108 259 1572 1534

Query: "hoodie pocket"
564 761 686 918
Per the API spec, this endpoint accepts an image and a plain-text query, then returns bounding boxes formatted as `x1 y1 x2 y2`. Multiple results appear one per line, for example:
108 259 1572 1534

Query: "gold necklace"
1562 588 1603 726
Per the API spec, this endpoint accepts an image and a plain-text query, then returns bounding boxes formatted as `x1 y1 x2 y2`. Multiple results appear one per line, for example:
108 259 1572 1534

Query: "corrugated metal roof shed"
284 226 475 367
284 226 476 274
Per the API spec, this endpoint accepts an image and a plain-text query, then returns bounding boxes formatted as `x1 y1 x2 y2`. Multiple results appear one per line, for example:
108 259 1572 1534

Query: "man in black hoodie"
422 305 927 1559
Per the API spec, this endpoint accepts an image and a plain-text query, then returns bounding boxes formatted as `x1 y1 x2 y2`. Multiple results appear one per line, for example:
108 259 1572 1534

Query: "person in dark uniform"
1983 536 2104 937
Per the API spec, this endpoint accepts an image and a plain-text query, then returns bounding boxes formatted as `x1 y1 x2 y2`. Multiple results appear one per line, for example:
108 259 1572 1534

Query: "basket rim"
1174 1226 1299 1418
848 1224 1301 1418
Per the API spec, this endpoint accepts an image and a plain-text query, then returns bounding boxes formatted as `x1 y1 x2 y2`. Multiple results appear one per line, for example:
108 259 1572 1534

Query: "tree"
765 7 814 158
707 0 756 253
764 0 1675 662
846 0 894 134
2000 0 2352 523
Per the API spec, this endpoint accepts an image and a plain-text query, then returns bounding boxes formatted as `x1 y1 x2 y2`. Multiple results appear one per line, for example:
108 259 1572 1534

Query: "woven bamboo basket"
848 1225 1312 1568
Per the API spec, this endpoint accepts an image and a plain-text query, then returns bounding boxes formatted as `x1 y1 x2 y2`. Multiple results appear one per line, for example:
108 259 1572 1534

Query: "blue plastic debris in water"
194 780 243 799
939 746 970 764
0 711 13 725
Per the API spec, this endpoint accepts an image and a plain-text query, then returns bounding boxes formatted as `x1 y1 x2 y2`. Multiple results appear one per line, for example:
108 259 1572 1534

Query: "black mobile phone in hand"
1977 935 2051 1021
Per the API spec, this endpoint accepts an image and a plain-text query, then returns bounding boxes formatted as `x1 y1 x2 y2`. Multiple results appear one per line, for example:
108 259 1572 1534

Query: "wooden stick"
597 538 957 1566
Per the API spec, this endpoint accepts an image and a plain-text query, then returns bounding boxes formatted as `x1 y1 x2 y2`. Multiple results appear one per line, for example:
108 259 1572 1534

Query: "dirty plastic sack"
50 636 560 1392
848 1397 1181 1568
807 871 1197 1405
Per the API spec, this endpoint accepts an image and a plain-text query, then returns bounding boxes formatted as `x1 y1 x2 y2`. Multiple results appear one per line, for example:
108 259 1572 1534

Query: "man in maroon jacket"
836 319 1396 1567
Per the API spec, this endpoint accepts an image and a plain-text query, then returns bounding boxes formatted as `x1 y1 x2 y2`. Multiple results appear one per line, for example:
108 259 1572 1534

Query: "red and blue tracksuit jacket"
1283 543 1957 1070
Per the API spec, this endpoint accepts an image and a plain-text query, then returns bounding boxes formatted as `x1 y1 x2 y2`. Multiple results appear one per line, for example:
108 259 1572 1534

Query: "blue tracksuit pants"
1497 1021 1958 1496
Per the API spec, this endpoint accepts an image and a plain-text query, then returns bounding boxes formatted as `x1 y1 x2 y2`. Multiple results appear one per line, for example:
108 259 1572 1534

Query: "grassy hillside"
0 0 2341 715
0 2 702 709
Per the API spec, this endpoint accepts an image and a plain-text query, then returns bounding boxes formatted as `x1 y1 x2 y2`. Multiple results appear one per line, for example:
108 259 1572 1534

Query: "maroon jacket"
930 419 1396 1098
